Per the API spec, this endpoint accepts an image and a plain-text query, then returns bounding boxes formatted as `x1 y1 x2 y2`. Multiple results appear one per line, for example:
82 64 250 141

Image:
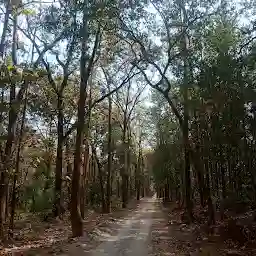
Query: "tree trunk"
106 91 112 213
53 93 64 218
136 179 141 200
0 1 11 57
9 87 27 236
182 76 193 220
0 14 23 238
121 126 128 208
70 0 95 236
220 150 226 200
122 174 128 208
197 168 205 207
98 163 106 213
80 143 89 219
71 79 86 236
141 182 145 198
65 139 73 211
71 104 84 236
117 177 120 198
205 159 215 225
92 147 106 213
80 170 85 219
164 182 170 203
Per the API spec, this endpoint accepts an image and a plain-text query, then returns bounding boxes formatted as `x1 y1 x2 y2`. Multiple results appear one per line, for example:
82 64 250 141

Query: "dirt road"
87 197 156 256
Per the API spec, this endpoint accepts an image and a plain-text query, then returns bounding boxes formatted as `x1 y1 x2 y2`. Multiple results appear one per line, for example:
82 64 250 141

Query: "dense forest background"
0 0 256 249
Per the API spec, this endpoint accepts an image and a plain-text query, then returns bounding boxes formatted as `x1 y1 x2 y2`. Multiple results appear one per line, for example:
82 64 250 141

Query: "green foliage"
21 154 54 213
20 9 36 16
88 182 102 206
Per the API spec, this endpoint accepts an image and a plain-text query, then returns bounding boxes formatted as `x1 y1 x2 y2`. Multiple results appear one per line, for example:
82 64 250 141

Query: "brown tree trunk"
80 143 89 219
191 147 206 207
136 136 142 201
182 101 193 221
92 148 106 212
0 14 25 238
70 0 97 236
220 150 226 200
205 159 215 225
117 177 120 198
98 164 106 213
53 93 64 218
164 182 170 203
106 91 112 213
197 168 205 207
80 84 92 217
136 179 141 200
71 75 87 236
9 87 27 236
80 170 85 219
71 102 84 236
65 139 73 211
121 124 128 208
141 182 145 198
122 174 128 208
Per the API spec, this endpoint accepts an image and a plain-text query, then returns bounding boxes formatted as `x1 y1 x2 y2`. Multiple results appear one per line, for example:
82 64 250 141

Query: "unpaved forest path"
71 197 156 256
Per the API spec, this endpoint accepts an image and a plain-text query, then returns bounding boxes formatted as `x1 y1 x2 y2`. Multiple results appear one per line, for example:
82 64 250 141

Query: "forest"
0 0 256 255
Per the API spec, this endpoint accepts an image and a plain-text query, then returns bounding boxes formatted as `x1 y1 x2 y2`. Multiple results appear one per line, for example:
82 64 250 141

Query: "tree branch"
136 65 183 127
239 36 256 54
91 70 140 108
63 68 140 141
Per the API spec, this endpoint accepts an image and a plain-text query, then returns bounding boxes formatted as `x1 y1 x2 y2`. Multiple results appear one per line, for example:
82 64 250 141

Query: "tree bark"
122 174 128 208
220 147 226 200
182 54 193 221
121 123 128 208
164 181 170 203
0 14 26 238
9 87 27 236
0 1 11 57
70 0 99 236
66 139 73 211
205 158 215 225
71 90 85 236
136 179 141 200
70 36 87 237
53 93 64 218
180 0 193 221
80 143 89 219
136 149 142 201
106 89 112 213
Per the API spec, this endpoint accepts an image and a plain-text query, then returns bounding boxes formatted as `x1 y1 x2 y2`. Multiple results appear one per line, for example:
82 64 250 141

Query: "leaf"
7 65 14 71
21 8 36 16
